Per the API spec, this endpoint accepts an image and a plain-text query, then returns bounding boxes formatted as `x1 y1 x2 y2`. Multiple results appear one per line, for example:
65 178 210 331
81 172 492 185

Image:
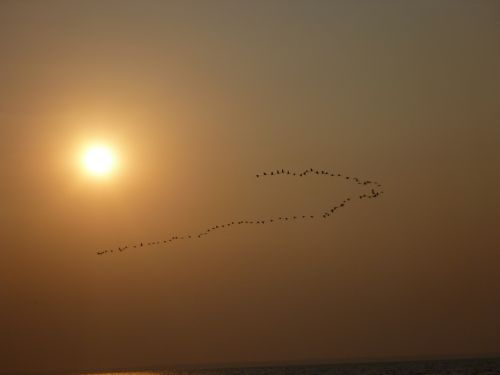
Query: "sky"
0 1 499 373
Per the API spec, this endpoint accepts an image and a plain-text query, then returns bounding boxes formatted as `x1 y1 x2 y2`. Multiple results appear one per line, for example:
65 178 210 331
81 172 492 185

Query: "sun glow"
83 146 114 176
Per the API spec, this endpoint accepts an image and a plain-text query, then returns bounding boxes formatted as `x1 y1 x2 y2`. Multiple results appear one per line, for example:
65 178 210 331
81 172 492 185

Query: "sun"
83 146 114 176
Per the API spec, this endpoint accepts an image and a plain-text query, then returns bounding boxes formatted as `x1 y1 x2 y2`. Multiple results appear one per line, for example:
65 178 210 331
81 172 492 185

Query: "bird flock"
96 168 384 256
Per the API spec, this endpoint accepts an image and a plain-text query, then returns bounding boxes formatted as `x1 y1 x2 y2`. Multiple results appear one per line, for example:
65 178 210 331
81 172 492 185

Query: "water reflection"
82 358 500 375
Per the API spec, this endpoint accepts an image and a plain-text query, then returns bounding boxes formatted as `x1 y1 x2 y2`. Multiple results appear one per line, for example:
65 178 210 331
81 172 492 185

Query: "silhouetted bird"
97 168 384 257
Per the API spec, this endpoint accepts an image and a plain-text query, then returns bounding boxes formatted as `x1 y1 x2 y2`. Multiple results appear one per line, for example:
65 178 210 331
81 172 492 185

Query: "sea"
83 357 500 375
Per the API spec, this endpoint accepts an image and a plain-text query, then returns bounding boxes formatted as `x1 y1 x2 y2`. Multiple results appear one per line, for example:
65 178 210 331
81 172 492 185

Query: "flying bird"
98 168 384 256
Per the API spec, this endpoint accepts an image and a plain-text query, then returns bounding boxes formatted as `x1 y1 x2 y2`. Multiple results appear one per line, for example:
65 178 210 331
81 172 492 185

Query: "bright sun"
83 146 114 175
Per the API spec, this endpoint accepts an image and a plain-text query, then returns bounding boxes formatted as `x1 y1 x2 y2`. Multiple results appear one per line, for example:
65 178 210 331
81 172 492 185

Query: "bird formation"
96 168 384 256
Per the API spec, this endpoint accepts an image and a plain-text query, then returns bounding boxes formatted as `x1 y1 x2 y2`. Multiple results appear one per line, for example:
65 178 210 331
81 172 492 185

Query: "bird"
97 168 384 256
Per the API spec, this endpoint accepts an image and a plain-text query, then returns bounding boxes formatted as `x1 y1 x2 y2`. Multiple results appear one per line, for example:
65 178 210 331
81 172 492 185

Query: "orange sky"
0 1 499 374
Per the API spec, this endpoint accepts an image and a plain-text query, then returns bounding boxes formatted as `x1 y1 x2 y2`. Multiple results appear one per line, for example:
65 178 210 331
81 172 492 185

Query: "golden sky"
0 1 499 373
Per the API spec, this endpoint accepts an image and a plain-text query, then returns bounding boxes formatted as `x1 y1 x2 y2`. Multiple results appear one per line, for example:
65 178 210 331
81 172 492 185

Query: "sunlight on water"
82 358 500 375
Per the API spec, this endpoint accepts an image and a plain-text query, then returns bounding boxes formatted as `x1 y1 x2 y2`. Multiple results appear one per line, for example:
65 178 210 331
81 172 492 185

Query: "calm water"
84 358 500 375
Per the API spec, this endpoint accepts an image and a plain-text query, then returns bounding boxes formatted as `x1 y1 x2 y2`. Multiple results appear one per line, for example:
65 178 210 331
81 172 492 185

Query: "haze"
1 1 499 374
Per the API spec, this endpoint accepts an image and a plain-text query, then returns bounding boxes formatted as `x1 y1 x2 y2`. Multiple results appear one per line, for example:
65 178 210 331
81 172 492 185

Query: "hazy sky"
1 1 499 373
